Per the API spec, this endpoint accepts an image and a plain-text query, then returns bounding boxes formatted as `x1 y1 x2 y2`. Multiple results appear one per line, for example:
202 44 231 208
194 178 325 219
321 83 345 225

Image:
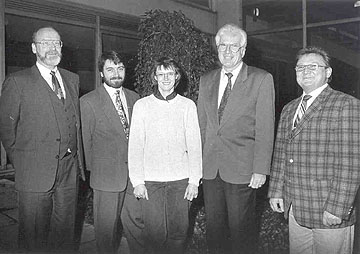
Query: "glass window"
5 14 95 96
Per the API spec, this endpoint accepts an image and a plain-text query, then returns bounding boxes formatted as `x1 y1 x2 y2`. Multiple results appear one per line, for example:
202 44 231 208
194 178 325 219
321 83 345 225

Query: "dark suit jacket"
0 65 85 192
268 86 360 228
197 63 275 184
80 85 139 192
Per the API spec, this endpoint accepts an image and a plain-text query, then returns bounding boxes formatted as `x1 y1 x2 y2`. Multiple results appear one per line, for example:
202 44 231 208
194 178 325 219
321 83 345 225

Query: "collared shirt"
293 83 328 125
153 88 177 101
36 62 66 98
103 83 129 122
218 62 243 107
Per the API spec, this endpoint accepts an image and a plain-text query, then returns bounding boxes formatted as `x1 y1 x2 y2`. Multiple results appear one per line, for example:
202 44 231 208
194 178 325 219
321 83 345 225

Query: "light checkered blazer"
268 86 360 229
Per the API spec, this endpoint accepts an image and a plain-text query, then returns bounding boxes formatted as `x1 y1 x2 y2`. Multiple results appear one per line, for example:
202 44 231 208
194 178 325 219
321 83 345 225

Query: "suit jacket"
268 86 360 228
80 85 139 192
197 63 275 184
0 65 85 192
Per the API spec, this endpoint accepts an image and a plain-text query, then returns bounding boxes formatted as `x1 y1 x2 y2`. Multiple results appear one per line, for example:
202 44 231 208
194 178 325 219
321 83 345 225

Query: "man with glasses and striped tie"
0 27 85 252
269 46 360 254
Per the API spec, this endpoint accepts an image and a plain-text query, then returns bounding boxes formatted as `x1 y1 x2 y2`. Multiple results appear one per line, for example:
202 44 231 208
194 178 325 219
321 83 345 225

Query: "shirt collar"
103 83 123 95
153 88 177 101
303 83 328 98
221 62 243 81
36 62 58 77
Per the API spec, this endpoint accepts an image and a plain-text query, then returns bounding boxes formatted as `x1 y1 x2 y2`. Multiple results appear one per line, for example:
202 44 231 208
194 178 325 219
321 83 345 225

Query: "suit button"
55 155 59 159
289 159 294 163
56 138 60 141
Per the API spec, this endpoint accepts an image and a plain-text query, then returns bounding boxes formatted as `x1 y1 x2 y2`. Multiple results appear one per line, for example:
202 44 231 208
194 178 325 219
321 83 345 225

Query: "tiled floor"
0 179 129 254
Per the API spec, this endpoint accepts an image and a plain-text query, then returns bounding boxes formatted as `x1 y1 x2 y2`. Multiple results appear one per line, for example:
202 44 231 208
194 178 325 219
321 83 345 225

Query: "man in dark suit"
80 51 139 254
197 23 275 254
0 27 84 251
268 46 360 254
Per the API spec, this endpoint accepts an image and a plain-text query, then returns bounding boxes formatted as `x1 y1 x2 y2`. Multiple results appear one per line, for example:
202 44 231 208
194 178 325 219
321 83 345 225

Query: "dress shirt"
103 84 129 122
292 83 328 125
36 62 66 98
218 62 243 107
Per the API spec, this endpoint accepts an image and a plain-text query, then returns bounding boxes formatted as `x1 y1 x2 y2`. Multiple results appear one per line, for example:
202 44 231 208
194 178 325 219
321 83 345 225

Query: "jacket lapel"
123 88 135 125
208 70 221 127
98 85 125 137
291 86 331 137
219 63 248 128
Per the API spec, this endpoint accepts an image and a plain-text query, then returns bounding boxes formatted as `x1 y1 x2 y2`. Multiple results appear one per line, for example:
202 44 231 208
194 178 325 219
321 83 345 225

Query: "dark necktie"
50 71 65 104
218 72 233 123
115 90 130 139
293 94 312 128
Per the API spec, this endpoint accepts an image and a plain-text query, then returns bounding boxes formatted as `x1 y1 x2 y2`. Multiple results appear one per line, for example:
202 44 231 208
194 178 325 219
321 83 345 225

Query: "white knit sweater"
128 94 202 187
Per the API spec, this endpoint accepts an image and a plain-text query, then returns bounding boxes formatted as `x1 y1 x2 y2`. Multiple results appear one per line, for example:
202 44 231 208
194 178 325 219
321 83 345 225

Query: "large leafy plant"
135 9 217 102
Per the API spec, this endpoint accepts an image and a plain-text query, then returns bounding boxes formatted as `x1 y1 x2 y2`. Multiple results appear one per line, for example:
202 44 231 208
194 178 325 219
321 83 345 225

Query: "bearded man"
80 51 139 254
0 27 85 252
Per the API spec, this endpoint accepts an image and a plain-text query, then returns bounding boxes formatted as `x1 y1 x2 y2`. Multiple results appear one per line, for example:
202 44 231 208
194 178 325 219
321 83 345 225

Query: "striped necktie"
293 94 312 128
218 72 233 123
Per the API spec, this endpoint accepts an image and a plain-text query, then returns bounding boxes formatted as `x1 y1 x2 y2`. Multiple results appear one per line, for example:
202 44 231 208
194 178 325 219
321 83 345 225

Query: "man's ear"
326 67 332 79
100 72 104 78
31 43 37 54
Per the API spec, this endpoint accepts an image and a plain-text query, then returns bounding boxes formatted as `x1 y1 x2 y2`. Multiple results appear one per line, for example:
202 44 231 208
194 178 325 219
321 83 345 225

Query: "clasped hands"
133 183 198 201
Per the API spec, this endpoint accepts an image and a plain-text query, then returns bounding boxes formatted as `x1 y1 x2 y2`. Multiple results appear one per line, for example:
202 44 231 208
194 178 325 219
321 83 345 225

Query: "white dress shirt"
103 83 129 122
218 62 243 108
36 62 66 98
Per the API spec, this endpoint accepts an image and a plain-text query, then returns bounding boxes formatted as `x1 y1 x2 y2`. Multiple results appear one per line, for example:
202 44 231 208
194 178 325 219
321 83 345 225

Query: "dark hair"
150 57 182 87
296 46 332 82
98 51 125 72
296 46 331 67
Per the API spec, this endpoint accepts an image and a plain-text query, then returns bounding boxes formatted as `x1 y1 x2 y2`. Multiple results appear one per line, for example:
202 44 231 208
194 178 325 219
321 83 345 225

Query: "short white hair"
215 23 247 47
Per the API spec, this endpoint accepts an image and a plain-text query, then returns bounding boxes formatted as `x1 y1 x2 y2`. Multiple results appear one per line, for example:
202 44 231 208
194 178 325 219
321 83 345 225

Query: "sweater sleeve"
128 101 146 187
185 101 203 186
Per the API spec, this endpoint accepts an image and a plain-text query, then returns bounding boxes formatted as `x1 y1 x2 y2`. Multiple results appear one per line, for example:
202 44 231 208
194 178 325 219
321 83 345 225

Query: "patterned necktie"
218 72 233 123
50 71 65 104
293 94 312 128
115 90 130 139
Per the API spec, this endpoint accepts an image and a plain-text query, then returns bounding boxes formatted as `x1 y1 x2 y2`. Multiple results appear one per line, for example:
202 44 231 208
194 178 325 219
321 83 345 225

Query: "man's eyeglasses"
295 63 328 72
217 44 243 53
156 72 176 79
34 40 63 48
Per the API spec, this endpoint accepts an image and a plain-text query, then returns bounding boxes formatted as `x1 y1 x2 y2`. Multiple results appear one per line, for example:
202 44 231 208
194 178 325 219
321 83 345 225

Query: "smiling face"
217 31 245 72
101 59 125 89
31 27 62 70
296 53 332 94
154 65 178 98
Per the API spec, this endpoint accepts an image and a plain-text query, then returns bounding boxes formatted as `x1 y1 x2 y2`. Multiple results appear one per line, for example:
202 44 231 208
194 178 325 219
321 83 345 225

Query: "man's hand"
323 211 342 227
269 198 284 213
134 184 149 200
184 183 198 201
248 173 266 189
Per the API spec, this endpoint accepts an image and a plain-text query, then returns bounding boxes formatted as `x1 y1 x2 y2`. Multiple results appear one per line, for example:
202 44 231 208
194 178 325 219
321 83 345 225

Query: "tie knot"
303 94 312 102
50 70 56 76
225 72 233 79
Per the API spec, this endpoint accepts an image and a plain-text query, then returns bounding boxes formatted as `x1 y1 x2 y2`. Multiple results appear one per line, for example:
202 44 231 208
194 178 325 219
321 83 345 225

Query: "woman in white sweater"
128 57 202 254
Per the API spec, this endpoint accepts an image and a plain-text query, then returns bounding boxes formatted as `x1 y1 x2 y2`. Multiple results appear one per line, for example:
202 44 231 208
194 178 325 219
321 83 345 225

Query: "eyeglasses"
217 44 243 53
34 40 63 48
295 63 328 72
156 72 176 79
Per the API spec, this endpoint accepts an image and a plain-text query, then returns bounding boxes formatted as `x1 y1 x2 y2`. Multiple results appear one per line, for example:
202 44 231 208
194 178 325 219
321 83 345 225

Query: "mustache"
110 77 123 80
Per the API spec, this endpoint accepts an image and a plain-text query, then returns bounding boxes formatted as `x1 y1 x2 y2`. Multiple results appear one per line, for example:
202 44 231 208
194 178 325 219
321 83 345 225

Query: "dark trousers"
93 189 125 254
203 173 256 254
18 154 78 252
143 179 189 254
121 184 146 254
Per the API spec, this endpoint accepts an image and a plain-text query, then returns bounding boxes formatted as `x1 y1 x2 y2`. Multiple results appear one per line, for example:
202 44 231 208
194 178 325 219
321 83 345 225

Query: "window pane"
5 14 95 96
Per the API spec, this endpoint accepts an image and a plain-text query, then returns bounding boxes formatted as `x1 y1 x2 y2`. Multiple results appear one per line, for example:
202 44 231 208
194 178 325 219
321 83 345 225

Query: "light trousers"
289 206 354 254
